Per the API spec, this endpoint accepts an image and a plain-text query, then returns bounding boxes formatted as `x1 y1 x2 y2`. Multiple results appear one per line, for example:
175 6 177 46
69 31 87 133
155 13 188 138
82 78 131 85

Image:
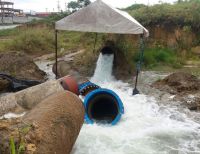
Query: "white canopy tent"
54 0 149 94
55 0 149 36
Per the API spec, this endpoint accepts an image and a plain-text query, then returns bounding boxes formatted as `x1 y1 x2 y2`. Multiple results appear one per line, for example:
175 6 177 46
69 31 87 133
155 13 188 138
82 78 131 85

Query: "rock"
0 91 85 154
52 60 72 78
0 80 64 116
52 60 87 83
0 79 9 92
0 51 46 81
23 91 85 154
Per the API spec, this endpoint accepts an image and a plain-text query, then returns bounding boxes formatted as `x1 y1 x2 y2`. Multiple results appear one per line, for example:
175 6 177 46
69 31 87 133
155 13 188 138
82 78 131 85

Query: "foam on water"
72 53 200 154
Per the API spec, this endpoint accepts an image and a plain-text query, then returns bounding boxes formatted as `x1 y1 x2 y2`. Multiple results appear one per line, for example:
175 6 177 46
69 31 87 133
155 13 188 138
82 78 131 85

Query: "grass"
0 25 98 55
0 28 19 37
10 28 54 54
10 137 16 154
9 136 25 154
134 47 183 69
0 23 109 56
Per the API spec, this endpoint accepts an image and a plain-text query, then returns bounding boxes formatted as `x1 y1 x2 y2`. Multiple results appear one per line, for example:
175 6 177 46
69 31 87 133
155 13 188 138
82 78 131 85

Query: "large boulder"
52 60 71 78
52 60 88 83
0 91 85 154
23 91 85 154
0 80 64 116
0 51 46 81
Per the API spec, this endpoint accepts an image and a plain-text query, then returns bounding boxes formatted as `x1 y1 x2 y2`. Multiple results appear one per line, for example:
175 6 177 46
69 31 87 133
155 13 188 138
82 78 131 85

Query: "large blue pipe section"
79 81 124 125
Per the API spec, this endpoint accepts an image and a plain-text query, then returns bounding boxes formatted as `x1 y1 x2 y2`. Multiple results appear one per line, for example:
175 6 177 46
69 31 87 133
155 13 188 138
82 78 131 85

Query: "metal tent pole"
132 34 145 95
55 30 58 79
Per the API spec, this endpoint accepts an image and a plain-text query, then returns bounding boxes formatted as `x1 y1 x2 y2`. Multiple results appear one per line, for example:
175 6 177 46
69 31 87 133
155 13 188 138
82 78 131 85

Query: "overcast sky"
12 0 177 12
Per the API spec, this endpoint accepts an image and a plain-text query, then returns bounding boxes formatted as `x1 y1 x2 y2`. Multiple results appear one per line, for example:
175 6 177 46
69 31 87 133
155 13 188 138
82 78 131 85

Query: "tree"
78 0 91 7
67 1 80 12
67 0 91 12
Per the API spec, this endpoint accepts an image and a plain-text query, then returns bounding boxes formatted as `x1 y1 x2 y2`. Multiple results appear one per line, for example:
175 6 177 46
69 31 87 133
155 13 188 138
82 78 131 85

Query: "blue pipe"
78 81 100 96
83 88 124 125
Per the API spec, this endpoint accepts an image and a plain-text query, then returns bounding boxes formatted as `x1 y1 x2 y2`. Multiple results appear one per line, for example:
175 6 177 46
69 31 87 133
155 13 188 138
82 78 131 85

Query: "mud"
152 72 200 111
0 51 46 81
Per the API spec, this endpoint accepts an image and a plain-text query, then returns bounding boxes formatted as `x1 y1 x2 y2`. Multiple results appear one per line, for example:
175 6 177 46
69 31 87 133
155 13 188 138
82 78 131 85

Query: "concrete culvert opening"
101 46 114 55
87 93 119 123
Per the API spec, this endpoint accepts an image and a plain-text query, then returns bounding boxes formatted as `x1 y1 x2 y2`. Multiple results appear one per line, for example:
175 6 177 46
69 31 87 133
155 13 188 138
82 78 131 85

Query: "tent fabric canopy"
55 0 149 37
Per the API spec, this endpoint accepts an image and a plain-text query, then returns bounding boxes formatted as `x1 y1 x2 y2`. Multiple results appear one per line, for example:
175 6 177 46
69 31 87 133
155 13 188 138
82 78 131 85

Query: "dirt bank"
0 51 46 81
0 51 46 92
152 72 200 110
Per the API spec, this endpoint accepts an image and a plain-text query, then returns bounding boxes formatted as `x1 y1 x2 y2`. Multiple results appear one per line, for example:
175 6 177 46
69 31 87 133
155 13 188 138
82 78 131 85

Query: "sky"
11 0 177 12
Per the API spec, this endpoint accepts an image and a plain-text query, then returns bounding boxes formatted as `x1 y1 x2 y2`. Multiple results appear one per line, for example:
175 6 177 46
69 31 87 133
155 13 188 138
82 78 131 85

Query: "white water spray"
91 53 114 83
72 53 200 154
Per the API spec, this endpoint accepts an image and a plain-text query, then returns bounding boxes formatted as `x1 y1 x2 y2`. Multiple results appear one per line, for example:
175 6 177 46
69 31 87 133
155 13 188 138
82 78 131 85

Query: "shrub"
133 47 181 68
127 0 200 32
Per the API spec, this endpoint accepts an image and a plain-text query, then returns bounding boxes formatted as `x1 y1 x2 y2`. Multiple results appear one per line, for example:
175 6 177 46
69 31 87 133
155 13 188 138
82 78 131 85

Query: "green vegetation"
134 47 182 69
0 27 54 54
10 28 54 54
0 28 19 37
9 137 24 154
10 137 16 154
8 125 34 154
115 36 183 69
126 0 200 31
0 25 102 56
67 0 91 12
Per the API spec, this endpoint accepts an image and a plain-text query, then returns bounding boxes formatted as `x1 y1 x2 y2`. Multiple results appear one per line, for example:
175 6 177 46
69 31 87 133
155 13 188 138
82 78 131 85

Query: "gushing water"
72 53 200 154
91 53 114 83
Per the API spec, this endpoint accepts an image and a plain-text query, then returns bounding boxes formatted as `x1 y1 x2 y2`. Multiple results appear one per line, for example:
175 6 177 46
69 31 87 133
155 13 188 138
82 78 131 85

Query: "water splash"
72 54 200 154
91 53 114 83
